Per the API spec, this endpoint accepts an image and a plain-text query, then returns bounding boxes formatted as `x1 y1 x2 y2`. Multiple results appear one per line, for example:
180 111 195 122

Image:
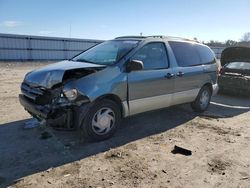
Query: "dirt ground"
0 62 250 188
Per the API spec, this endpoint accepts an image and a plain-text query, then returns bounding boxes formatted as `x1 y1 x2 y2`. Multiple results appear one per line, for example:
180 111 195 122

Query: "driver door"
127 42 175 115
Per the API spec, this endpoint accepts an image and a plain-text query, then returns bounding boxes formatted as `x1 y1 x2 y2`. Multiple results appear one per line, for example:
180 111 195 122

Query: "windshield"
72 40 139 65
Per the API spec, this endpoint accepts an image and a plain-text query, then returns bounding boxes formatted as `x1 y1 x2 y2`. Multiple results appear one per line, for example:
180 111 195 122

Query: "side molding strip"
128 88 200 116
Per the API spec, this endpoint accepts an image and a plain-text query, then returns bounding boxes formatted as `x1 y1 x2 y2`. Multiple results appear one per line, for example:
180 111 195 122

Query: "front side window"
169 41 201 67
73 40 139 65
132 43 169 69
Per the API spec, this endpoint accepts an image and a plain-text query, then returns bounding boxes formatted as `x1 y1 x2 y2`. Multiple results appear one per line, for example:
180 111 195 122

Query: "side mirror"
126 60 144 72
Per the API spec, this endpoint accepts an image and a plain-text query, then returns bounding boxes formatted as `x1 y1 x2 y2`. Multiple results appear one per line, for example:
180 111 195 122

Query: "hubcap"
92 107 115 135
200 90 210 109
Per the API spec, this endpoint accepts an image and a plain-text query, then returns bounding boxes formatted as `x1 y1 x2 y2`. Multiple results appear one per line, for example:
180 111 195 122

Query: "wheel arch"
94 94 127 118
202 82 213 94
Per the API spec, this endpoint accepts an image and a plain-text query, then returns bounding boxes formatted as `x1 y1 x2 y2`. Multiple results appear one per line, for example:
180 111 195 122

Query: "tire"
191 86 212 112
80 99 121 141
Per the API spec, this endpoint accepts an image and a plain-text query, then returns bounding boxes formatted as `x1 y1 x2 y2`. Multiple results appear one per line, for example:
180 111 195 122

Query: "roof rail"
147 35 165 38
115 36 147 39
115 35 199 43
165 36 199 43
146 35 199 42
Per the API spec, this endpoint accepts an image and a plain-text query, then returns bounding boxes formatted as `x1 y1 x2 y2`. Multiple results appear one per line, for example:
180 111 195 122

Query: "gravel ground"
0 62 250 188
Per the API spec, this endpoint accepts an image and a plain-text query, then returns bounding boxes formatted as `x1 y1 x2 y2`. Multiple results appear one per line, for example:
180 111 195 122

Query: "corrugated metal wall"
0 33 224 61
0 33 103 61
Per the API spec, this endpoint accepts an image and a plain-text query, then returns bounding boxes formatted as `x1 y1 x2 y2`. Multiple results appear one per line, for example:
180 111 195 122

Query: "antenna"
69 23 71 38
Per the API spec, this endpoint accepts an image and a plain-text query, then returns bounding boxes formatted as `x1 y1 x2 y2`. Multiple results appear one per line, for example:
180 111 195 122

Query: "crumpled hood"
24 60 105 88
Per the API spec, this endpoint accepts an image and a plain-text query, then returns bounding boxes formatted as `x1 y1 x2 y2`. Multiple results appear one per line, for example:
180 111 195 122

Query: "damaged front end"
19 61 105 129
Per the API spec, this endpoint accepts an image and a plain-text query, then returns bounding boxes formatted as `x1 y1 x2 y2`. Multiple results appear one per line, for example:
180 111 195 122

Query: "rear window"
196 44 216 64
226 62 250 70
169 41 200 67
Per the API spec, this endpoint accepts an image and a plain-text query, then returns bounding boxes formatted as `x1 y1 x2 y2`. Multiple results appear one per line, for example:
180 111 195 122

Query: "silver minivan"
19 36 219 141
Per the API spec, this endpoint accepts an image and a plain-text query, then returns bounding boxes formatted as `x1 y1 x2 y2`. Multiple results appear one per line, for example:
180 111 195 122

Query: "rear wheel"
191 86 212 112
80 99 121 141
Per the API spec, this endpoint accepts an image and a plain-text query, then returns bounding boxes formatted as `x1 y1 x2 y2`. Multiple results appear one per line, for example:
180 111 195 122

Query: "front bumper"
19 93 91 129
19 94 50 119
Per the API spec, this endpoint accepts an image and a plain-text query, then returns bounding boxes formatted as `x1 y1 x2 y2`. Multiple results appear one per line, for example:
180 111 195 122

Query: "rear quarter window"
196 44 216 64
169 41 200 67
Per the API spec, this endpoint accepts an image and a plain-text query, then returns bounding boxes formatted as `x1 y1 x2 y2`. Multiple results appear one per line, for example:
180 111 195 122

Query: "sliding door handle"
165 73 174 79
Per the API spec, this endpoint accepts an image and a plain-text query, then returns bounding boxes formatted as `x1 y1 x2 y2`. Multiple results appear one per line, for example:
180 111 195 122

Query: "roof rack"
115 35 199 43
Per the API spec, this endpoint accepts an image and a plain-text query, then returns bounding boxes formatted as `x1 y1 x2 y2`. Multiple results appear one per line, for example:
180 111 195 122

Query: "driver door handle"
176 71 184 77
165 73 174 79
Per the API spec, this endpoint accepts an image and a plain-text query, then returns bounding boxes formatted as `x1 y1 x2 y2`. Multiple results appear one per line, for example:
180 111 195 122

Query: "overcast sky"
0 0 249 41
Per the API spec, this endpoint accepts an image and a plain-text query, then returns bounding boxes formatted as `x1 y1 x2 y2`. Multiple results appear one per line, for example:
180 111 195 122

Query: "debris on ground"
207 158 232 175
240 177 250 180
105 149 130 159
161 170 167 174
171 145 192 156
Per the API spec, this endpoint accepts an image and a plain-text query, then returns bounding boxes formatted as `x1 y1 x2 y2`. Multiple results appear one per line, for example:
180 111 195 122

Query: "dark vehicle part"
80 99 121 141
191 86 212 112
171 145 192 156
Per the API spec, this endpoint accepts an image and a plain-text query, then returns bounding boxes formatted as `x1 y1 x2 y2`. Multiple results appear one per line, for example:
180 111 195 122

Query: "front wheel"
80 99 121 141
191 86 212 112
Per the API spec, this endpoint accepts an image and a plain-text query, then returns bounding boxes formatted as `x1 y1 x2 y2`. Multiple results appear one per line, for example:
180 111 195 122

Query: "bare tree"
225 40 237 47
206 40 225 47
241 32 250 42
